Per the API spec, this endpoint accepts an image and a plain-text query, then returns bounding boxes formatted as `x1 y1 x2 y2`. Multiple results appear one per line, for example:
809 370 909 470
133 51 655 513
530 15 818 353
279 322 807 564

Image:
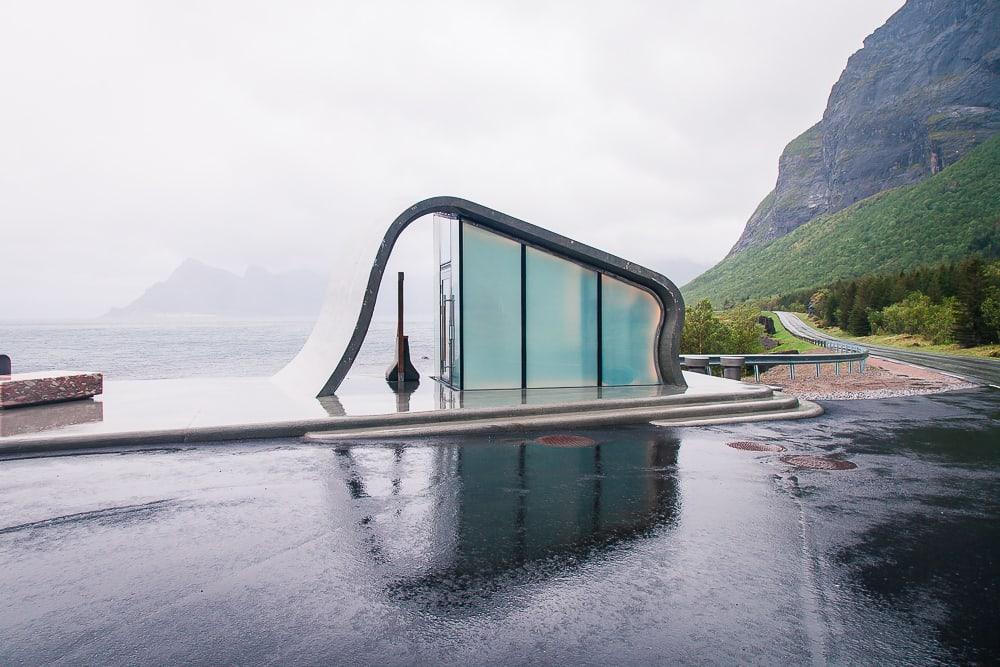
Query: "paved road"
5 393 1000 664
775 311 1000 386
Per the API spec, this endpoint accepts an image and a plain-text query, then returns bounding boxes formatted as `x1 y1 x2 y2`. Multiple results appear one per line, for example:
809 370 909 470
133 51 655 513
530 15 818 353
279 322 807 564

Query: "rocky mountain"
105 259 327 319
727 0 1000 256
683 133 1000 305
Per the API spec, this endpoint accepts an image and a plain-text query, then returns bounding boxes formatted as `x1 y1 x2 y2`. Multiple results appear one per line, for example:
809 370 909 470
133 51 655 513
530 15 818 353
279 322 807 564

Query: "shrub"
681 300 728 354
680 300 764 354
870 292 956 344
718 304 765 354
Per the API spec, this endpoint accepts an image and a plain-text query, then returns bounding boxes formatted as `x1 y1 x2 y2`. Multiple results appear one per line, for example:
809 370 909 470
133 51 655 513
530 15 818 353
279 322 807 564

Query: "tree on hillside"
719 305 765 354
681 300 728 354
968 219 1000 260
822 289 840 327
924 268 945 302
809 289 830 322
979 263 1000 343
952 257 990 347
846 279 878 336
680 300 765 354
838 282 857 330
847 300 870 336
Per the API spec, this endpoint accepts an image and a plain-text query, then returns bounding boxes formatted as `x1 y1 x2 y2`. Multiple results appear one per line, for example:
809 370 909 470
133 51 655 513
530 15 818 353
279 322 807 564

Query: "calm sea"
0 319 436 380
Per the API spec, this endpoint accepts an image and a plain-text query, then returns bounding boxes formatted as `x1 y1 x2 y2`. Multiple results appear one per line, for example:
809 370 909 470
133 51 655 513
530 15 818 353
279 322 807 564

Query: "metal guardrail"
680 337 869 382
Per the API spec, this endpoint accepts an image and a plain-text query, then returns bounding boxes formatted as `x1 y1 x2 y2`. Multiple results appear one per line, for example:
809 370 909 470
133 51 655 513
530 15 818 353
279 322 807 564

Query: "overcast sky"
1 0 904 320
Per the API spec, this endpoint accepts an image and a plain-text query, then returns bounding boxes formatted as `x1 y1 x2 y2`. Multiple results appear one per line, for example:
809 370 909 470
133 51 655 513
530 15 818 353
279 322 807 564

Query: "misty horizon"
2 1 904 321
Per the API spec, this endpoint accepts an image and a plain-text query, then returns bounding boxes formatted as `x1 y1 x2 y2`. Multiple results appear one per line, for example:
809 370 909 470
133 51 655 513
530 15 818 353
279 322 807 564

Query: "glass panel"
434 215 460 387
460 223 521 389
525 247 598 388
437 214 452 265
600 276 660 385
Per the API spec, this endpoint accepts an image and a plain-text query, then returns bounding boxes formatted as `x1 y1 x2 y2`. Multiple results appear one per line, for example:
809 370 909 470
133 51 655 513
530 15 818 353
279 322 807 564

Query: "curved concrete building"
0 197 824 454
275 197 686 397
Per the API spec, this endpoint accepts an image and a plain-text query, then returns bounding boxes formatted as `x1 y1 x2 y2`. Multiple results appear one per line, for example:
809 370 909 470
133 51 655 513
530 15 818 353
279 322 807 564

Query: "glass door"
439 269 456 385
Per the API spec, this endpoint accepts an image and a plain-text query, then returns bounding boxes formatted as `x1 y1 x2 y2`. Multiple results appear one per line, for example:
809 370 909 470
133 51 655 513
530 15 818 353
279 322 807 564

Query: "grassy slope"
762 311 821 353
683 132 1000 305
808 319 1000 359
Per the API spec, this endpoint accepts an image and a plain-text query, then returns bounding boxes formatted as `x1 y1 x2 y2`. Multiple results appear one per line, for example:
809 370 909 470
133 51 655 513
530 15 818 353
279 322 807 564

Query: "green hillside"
683 132 1000 305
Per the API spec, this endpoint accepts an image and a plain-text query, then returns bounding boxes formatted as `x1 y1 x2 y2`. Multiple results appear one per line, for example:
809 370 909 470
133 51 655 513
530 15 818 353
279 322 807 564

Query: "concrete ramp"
303 387 820 442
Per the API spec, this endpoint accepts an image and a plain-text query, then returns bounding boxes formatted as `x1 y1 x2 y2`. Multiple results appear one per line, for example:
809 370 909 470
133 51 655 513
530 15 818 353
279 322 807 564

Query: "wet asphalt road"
1 389 998 665
776 311 1000 386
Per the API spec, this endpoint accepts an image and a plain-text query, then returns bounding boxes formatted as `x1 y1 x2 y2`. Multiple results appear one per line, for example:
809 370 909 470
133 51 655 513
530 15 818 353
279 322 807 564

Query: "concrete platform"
0 372 821 454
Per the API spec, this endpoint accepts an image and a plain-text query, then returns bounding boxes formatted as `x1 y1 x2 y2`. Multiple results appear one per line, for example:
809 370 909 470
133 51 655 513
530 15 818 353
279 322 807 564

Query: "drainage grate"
780 455 857 470
727 441 786 452
534 434 598 448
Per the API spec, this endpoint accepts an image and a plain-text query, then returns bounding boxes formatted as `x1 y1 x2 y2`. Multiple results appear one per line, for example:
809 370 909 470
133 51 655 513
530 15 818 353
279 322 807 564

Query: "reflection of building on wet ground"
0 399 103 437
331 432 679 612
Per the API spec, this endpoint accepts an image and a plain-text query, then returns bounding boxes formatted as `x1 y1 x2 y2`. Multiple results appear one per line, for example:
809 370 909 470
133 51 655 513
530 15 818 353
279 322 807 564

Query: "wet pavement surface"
1 389 998 665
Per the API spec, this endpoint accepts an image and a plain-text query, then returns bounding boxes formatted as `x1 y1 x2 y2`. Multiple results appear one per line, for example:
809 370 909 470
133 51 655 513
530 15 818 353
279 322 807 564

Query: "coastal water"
1 320 998 663
0 319 436 379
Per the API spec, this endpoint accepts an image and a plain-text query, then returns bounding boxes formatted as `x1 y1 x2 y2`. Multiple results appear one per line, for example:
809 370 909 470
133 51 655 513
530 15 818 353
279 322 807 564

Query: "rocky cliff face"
728 0 1000 256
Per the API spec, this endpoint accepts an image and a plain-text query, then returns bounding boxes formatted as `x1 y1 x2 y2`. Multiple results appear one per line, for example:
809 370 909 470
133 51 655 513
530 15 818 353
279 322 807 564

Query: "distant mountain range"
685 0 1000 304
105 259 327 319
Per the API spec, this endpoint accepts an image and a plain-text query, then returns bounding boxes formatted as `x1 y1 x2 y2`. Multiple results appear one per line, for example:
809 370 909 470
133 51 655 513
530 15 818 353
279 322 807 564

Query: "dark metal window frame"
520 243 527 390
458 220 464 390
596 273 603 387
457 218 656 391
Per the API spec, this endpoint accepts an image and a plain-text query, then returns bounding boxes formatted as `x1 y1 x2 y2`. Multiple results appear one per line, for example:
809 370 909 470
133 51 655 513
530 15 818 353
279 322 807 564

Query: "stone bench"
0 371 103 409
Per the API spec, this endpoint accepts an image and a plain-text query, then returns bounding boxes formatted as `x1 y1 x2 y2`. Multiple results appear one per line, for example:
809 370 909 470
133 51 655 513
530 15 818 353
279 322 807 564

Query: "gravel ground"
750 352 978 400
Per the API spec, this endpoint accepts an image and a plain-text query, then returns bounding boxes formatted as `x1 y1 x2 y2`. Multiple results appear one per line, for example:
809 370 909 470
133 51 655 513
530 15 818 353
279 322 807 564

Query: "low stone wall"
0 372 103 409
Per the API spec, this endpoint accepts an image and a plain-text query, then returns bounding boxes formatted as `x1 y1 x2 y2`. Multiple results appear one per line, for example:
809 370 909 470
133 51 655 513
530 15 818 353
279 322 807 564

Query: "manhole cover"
780 455 857 470
727 440 786 452
534 434 597 448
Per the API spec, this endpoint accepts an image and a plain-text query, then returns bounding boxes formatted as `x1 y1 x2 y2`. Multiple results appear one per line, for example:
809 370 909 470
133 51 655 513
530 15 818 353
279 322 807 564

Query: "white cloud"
0 0 903 319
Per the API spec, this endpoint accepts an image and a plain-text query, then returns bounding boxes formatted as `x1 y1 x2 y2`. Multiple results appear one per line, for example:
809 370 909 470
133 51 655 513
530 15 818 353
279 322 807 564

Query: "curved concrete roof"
274 197 685 396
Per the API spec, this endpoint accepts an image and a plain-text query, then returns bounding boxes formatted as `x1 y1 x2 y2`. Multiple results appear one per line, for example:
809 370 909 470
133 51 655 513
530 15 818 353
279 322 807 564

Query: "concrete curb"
0 386 777 454
650 398 823 427
303 394 805 441
0 386 825 454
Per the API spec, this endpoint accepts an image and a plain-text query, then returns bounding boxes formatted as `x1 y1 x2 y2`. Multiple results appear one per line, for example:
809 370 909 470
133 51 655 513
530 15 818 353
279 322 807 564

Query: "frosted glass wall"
525 247 598 388
445 220 662 390
600 276 660 385
461 224 522 389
